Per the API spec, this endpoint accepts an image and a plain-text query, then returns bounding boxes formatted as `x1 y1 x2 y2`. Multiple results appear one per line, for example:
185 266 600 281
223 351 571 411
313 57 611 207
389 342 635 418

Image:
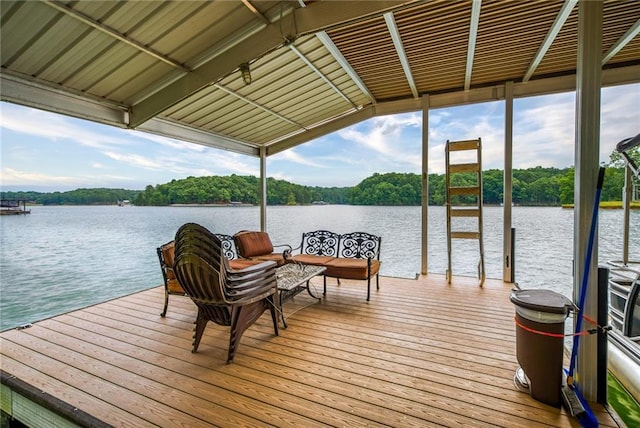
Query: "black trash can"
510 289 573 407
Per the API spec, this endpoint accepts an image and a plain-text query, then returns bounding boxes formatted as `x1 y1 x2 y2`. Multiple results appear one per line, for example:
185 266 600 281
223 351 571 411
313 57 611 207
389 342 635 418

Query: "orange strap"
514 314 600 338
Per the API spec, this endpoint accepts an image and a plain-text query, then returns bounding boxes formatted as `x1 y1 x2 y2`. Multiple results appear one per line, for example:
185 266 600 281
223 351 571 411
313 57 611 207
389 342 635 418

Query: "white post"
574 0 602 402
623 166 632 264
503 81 514 283
260 146 267 232
421 94 430 275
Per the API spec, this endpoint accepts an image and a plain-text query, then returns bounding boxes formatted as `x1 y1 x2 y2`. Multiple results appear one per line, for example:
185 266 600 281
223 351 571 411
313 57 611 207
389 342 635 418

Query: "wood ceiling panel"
397 1 470 94
472 0 564 86
601 0 640 65
328 15 410 101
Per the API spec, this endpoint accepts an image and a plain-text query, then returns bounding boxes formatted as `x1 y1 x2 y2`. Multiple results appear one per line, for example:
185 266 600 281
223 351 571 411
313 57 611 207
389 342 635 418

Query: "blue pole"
569 166 605 380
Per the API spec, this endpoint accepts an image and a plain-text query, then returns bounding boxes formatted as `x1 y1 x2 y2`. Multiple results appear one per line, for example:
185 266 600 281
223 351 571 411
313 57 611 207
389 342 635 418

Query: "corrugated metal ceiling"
1 0 639 157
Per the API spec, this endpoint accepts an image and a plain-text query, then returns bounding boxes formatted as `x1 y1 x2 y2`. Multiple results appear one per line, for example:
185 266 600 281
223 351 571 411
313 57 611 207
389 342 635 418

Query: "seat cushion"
250 253 287 266
289 254 335 266
161 241 176 266
166 273 185 294
228 259 264 270
324 258 381 280
161 242 184 293
234 231 274 258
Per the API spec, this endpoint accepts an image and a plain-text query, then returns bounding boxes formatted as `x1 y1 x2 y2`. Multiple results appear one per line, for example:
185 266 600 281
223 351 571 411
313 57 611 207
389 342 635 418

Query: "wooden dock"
1 275 619 427
0 199 30 215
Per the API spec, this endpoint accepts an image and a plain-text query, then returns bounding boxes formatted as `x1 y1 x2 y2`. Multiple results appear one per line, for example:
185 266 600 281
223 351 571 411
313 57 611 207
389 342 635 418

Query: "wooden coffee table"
276 263 326 328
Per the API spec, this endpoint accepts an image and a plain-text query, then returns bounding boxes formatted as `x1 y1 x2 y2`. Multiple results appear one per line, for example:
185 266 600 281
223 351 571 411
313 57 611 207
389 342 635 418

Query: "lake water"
1 205 638 331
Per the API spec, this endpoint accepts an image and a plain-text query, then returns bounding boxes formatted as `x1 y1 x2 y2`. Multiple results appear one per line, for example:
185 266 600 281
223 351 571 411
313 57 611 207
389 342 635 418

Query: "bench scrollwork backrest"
338 232 381 260
214 233 237 260
301 230 340 256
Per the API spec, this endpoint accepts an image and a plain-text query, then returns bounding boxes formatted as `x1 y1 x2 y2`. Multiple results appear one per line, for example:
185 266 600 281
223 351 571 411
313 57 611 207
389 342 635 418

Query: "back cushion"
234 231 274 258
162 241 176 266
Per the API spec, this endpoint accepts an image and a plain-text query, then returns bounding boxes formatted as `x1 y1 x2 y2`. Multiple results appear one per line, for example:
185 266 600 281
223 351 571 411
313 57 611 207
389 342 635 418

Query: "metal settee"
288 230 382 301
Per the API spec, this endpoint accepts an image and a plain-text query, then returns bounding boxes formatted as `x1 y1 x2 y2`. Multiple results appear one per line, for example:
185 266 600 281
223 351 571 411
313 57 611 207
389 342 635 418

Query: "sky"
1 83 638 192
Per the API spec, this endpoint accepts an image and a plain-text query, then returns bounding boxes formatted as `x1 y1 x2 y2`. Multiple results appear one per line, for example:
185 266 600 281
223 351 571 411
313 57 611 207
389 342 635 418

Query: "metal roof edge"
137 118 260 157
0 72 127 127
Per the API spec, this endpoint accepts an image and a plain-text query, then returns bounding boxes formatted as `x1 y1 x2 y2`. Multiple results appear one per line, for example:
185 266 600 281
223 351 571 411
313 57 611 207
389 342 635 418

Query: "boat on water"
607 133 640 404
607 261 640 403
117 199 132 207
0 199 31 215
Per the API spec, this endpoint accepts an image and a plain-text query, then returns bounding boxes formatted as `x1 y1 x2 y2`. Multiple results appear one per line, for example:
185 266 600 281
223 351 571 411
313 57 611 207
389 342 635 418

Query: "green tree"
558 168 574 205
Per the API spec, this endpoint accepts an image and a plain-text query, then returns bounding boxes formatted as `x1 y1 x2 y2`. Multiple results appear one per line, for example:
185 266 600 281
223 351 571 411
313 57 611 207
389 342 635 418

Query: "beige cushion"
161 242 185 294
251 253 287 266
228 259 264 270
324 258 380 280
289 254 335 266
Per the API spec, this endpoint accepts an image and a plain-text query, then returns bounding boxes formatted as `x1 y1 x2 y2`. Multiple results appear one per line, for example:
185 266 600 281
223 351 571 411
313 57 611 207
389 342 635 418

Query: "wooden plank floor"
1 275 619 427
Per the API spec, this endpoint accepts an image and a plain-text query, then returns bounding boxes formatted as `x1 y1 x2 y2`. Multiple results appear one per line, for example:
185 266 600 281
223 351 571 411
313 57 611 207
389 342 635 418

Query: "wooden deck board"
1 275 619 427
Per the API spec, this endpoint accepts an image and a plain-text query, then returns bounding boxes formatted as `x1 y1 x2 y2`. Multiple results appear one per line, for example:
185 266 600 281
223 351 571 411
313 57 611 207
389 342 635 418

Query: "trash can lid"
510 289 574 314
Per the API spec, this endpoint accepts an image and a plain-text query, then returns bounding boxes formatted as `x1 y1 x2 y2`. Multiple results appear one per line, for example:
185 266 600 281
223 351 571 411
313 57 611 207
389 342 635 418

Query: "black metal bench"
288 230 382 301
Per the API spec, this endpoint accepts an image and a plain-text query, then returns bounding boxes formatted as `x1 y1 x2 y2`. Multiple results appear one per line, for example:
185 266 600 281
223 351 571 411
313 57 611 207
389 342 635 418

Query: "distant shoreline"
562 201 640 209
15 201 640 209
169 203 254 207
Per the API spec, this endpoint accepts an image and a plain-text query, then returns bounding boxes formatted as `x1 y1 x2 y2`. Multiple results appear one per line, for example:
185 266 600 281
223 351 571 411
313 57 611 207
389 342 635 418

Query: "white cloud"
600 86 640 161
1 104 128 150
125 130 208 152
512 93 575 168
270 149 325 168
103 151 167 171
336 113 423 171
1 168 95 187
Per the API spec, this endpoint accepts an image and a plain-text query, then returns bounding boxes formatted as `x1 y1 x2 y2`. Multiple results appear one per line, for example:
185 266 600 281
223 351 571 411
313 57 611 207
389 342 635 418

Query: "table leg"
306 280 321 300
278 290 288 329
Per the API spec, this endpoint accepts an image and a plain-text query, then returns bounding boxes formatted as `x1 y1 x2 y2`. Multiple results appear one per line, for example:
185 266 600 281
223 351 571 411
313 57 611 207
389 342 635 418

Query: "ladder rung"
450 208 480 217
451 231 481 239
449 186 480 196
448 163 479 173
447 140 480 151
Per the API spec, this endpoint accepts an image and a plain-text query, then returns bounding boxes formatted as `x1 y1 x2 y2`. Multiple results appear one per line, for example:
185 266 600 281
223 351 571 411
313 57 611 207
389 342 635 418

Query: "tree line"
1 188 140 206
350 166 629 206
3 164 635 207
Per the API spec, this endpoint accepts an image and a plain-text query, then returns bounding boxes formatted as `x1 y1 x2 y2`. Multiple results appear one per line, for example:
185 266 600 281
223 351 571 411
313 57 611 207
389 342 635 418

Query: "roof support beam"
0 72 126 127
602 18 640 65
267 107 375 155
129 1 407 128
464 0 482 91
43 0 188 71
138 118 259 156
287 43 357 108
267 97 422 155
384 12 419 98
213 83 305 128
241 0 270 25
523 0 578 82
316 31 375 104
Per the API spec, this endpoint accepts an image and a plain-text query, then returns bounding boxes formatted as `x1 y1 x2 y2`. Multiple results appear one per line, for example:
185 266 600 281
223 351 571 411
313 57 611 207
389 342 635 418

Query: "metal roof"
2 0 639 157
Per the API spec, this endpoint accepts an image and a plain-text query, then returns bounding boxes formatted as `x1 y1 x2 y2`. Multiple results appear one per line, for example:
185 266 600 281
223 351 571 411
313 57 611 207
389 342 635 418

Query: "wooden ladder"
445 138 485 286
